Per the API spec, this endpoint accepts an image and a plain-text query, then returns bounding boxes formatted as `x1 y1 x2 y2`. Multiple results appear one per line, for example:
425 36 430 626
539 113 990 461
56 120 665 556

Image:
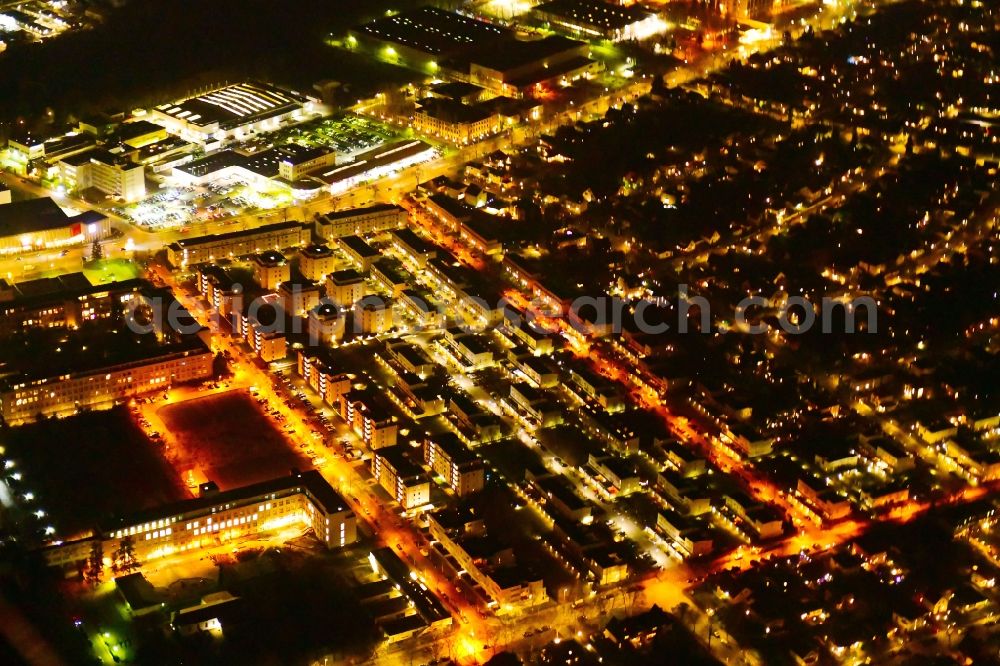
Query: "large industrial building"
533 0 666 42
313 140 436 195
448 35 600 97
149 82 318 146
0 197 110 254
350 6 510 66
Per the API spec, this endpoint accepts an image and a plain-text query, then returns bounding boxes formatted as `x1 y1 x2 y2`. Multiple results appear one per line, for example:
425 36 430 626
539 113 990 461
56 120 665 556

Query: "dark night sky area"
0 0 423 122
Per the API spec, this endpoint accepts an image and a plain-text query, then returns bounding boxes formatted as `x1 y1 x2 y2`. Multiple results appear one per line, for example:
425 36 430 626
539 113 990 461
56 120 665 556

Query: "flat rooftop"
417 97 495 124
0 322 209 388
177 147 283 179
153 82 309 131
535 0 655 31
354 6 510 58
339 234 380 257
0 197 106 237
101 470 349 534
460 35 586 75
322 203 400 221
315 140 433 186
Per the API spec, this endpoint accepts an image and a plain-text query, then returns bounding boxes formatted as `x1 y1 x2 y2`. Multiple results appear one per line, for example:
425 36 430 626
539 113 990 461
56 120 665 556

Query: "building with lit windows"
371 259 408 298
232 303 287 362
0 273 146 335
297 348 351 406
306 302 346 346
340 389 398 449
427 507 548 610
412 98 501 145
278 279 321 316
313 141 436 196
0 337 213 424
277 144 338 181
149 82 318 147
350 6 510 66
42 471 356 570
372 445 430 510
316 204 407 241
338 235 380 272
388 228 436 269
355 295 394 335
58 149 146 202
298 243 339 281
196 265 244 317
325 268 366 308
0 277 212 424
423 433 485 496
166 222 309 267
251 250 289 290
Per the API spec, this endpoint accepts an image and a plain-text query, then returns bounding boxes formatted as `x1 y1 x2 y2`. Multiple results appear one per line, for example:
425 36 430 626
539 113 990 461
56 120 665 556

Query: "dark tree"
84 540 104 586
112 536 139 574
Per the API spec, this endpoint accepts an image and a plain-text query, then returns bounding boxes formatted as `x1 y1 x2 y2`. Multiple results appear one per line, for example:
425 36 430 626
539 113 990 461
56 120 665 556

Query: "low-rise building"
232 304 287 362
371 258 409 297
338 235 381 272
277 144 338 181
355 295 394 335
412 98 501 145
388 228 436 269
340 389 398 449
0 198 110 254
197 265 244 317
0 339 213 424
59 149 146 202
297 348 351 405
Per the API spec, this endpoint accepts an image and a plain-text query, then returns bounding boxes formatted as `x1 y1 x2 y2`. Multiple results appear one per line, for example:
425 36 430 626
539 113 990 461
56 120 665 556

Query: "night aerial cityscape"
0 0 996 663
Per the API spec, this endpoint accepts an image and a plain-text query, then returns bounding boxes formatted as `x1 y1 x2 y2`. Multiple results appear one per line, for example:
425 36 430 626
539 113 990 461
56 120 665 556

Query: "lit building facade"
315 204 407 241
423 434 485 496
166 222 309 268
43 471 356 569
251 250 289 290
59 150 146 202
372 445 430 509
